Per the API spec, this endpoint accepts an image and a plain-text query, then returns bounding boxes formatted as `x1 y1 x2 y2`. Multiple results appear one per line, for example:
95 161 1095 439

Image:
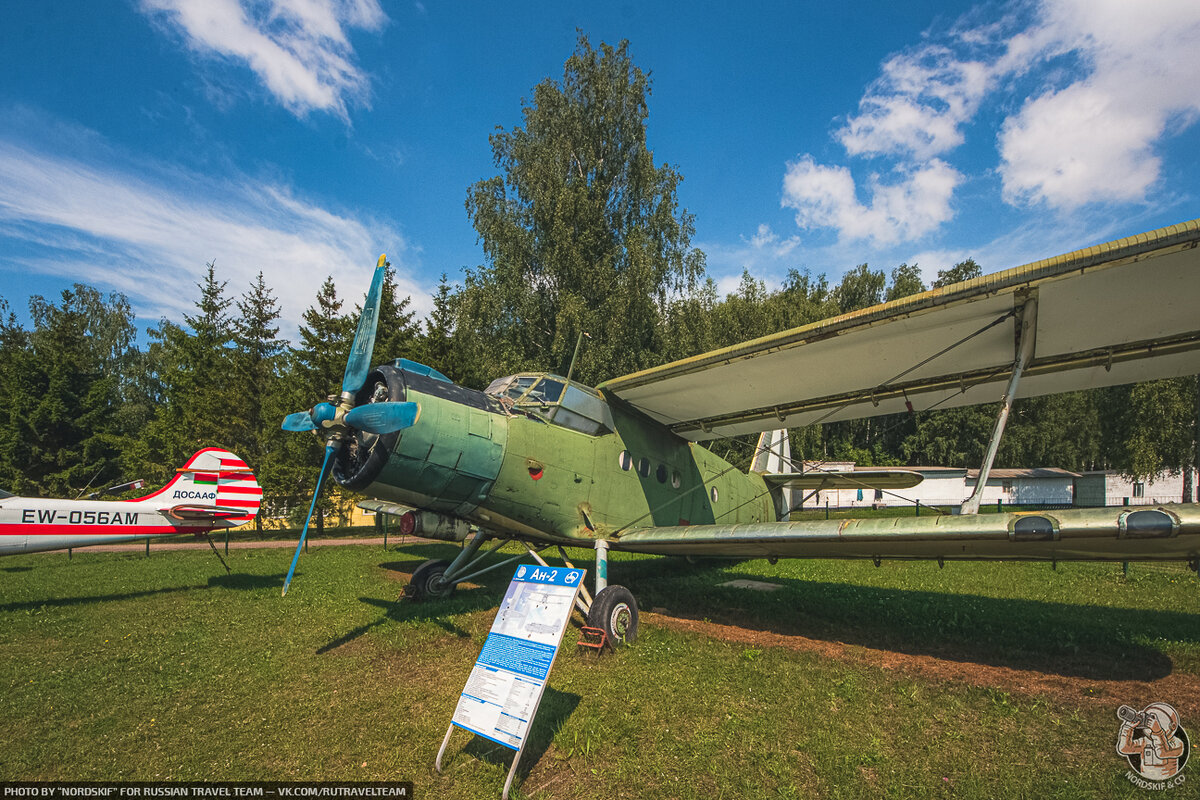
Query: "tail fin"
133 448 262 525
751 429 792 521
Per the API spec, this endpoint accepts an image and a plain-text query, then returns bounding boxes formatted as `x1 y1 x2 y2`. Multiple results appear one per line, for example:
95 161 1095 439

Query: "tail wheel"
587 585 638 645
408 558 455 601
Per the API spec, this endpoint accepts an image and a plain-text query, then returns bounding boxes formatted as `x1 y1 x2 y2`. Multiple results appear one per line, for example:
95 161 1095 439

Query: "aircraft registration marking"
18 509 139 525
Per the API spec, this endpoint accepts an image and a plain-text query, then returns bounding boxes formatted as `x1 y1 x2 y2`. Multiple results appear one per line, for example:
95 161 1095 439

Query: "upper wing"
600 219 1200 441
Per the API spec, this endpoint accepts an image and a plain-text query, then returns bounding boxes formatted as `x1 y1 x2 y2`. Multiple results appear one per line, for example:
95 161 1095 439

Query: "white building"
792 462 1193 511
965 468 1077 508
1075 470 1191 507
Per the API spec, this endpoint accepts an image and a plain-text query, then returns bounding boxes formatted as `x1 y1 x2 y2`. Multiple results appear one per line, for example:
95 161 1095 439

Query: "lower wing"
612 505 1200 563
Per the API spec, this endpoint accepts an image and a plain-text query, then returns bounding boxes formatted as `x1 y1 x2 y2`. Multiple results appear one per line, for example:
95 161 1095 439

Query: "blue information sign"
449 564 584 750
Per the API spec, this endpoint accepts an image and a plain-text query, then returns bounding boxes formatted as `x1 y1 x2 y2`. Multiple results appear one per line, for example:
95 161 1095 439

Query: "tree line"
0 34 1195 517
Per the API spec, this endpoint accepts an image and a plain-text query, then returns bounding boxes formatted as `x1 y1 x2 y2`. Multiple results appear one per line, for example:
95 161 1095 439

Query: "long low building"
797 463 1194 512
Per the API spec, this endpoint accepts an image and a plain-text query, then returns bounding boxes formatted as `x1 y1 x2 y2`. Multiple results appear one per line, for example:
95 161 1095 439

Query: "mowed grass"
1 541 1198 799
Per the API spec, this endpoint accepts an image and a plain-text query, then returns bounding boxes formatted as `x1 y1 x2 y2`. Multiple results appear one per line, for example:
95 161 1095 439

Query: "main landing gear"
405 533 639 647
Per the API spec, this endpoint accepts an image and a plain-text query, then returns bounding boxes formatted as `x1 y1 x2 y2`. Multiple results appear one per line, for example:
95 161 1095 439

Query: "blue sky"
1 0 1198 341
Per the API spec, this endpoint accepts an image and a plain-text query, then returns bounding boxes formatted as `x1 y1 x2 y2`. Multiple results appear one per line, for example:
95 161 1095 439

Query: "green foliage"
0 286 140 496
933 257 983 288
833 263 886 311
456 33 705 388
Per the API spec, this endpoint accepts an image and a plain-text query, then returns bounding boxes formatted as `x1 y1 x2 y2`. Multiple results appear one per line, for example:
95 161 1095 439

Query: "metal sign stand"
434 564 585 799
435 722 527 800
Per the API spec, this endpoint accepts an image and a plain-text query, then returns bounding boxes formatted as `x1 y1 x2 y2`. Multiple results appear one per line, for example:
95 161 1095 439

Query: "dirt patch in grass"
645 611 1200 711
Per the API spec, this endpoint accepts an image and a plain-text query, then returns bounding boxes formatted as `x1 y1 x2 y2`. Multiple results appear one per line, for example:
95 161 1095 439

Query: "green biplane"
281 219 1200 645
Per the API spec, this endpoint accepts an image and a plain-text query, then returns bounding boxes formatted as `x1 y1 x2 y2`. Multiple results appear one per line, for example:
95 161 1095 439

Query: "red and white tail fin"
134 448 262 525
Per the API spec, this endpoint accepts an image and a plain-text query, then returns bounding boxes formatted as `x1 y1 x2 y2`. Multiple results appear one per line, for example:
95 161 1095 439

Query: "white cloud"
748 223 801 258
785 0 1200 243
781 156 961 246
139 0 387 119
838 45 992 160
0 137 428 337
997 0 1200 209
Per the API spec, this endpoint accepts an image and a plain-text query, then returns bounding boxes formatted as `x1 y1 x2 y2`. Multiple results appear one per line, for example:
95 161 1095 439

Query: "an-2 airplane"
281 219 1200 646
0 448 262 559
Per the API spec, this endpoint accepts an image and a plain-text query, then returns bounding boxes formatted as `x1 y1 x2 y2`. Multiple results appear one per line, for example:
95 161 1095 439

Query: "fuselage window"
671 471 681 489
710 486 719 503
638 457 651 478
656 464 667 484
618 450 633 471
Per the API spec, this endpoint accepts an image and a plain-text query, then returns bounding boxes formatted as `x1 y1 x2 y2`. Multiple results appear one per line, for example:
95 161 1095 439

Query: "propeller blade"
342 255 388 395
282 444 336 597
344 401 420 434
282 411 317 432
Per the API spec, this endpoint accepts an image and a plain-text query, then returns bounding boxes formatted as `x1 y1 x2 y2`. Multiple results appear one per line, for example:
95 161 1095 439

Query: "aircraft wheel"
587 585 638 645
408 559 455 601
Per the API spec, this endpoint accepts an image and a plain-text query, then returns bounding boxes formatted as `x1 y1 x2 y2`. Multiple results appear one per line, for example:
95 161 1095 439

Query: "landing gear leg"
587 539 638 645
406 530 555 602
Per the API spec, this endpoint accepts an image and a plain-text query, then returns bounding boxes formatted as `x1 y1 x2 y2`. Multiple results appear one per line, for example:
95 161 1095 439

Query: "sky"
1 0 1198 343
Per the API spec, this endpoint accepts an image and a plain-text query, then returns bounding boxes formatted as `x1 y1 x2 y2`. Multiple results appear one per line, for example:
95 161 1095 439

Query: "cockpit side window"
484 376 513 396
0 488 11 499
503 376 538 401
534 378 565 404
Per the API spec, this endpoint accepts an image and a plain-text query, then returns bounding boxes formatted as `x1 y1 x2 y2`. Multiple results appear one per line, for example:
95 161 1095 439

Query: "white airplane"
0 448 261 556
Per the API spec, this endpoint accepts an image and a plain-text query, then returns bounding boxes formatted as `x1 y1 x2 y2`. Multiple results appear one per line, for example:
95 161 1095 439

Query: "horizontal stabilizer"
163 505 256 521
762 470 923 490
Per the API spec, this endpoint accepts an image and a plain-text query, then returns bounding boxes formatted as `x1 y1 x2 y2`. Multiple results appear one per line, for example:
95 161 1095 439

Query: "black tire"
408 559 455 601
587 585 638 645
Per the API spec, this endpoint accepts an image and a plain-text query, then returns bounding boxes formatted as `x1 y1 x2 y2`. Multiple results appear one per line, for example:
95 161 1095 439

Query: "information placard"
450 564 584 750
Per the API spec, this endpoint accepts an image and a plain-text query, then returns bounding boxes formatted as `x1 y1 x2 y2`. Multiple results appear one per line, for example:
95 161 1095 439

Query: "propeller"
279 254 420 596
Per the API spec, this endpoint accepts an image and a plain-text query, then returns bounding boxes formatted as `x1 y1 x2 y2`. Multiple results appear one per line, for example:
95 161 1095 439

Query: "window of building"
1133 482 1145 498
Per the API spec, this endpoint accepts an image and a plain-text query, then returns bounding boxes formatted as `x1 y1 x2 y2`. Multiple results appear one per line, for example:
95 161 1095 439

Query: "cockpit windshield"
0 488 13 499
485 373 612 436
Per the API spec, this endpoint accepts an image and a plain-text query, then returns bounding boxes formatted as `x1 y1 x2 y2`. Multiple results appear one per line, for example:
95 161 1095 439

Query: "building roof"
967 468 1080 480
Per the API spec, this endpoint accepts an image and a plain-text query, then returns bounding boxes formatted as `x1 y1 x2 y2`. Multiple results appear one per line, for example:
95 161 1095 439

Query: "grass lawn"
1 541 1197 798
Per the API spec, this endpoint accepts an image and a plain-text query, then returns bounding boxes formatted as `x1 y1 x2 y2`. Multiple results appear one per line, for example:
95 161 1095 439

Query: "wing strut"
962 293 1039 514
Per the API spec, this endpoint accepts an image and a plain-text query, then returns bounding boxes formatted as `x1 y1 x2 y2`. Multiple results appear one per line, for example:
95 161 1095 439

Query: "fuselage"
334 365 775 544
0 496 207 555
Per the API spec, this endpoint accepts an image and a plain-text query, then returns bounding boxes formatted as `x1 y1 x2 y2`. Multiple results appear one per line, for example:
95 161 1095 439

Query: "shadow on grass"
1 565 34 573
208 573 286 591
0 583 207 612
316 587 503 654
0 571 288 613
612 557 1195 681
454 687 582 786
